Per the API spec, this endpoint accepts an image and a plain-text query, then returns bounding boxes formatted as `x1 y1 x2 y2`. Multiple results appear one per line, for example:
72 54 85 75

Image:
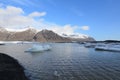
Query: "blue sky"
0 0 120 40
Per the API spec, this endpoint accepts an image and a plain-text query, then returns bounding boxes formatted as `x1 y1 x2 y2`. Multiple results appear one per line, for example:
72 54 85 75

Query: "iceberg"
25 44 51 53
84 42 96 48
54 71 60 77
95 44 120 52
42 45 51 51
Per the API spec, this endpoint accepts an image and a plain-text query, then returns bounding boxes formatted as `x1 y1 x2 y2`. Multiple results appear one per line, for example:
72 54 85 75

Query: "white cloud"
0 6 24 15
29 12 46 17
80 26 89 30
0 6 45 28
0 5 89 35
11 0 26 5
11 0 37 7
48 24 75 35
31 21 76 35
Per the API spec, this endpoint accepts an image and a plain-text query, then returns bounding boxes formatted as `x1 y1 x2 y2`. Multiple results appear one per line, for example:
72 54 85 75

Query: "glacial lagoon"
0 43 120 80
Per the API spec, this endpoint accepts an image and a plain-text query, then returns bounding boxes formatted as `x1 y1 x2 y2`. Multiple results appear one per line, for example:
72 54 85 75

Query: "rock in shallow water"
0 53 28 80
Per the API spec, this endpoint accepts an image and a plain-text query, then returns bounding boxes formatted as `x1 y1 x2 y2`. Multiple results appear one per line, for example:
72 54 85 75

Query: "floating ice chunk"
95 44 120 52
84 42 96 48
42 45 51 51
54 71 60 77
25 44 51 53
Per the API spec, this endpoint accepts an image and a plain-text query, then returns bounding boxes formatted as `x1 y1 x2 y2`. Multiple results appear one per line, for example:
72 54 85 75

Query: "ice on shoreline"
0 41 41 44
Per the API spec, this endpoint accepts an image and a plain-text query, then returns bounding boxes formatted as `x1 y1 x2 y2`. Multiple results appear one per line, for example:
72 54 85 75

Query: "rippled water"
0 43 120 80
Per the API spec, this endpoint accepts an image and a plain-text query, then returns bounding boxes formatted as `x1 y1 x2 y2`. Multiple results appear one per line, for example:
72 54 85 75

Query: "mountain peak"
41 29 53 33
61 33 95 42
34 29 71 42
41 29 50 32
0 27 95 42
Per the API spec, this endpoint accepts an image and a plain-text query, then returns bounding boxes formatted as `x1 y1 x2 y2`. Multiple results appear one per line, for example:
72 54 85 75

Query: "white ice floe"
0 41 40 45
54 71 60 77
84 42 96 48
95 44 120 52
25 44 51 53
0 41 22 44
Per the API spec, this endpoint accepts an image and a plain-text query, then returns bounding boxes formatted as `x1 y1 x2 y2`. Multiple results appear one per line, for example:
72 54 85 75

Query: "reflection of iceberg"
25 44 51 53
95 44 120 52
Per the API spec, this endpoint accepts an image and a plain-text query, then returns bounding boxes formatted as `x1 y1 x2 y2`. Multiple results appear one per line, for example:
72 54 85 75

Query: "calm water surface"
0 43 120 80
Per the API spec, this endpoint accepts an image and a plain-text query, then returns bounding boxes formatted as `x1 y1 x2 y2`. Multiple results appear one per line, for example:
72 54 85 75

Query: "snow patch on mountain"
61 33 89 39
1 27 90 39
5 27 39 32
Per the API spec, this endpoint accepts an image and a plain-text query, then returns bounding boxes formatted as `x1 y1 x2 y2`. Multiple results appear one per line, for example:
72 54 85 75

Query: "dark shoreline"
0 53 28 80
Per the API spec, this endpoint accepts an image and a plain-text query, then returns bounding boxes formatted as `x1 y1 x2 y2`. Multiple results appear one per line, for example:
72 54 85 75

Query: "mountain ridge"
0 27 95 42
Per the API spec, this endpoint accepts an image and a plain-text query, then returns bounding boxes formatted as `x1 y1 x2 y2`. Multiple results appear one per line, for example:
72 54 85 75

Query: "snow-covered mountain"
5 27 38 32
34 29 71 42
61 33 95 42
0 27 95 42
61 33 89 39
7 27 37 41
0 27 37 41
0 27 10 41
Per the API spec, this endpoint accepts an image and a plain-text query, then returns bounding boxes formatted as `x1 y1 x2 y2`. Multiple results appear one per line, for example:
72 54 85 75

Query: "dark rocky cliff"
0 53 28 80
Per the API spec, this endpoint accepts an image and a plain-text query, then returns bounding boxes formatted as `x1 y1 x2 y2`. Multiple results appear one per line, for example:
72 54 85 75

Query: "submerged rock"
0 53 28 80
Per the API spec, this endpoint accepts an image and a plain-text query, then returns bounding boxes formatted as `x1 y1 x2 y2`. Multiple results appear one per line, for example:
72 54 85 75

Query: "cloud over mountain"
29 12 46 17
0 6 45 28
80 26 89 30
0 5 90 36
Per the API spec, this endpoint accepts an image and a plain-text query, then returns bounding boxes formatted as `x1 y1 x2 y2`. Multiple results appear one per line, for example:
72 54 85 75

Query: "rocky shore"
0 53 28 80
